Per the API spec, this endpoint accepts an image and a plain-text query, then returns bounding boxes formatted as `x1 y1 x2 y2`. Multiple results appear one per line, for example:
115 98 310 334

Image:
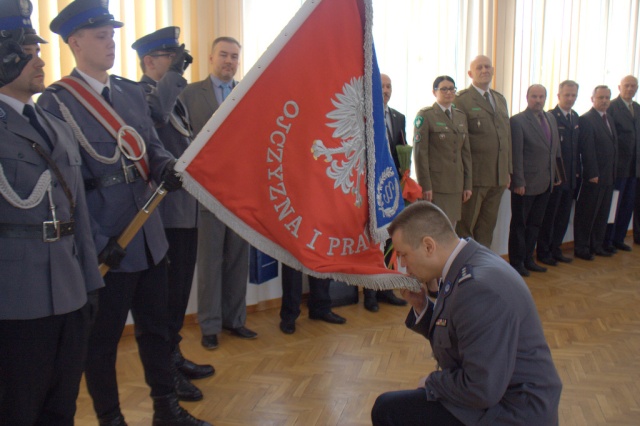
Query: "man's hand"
399 283 428 313
98 237 126 269
161 160 183 191
169 44 193 75
0 40 32 88
589 177 599 184
423 190 433 202
462 190 472 203
512 186 525 196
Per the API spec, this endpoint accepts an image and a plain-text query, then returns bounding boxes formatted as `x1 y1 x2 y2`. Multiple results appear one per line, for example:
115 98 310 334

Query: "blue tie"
221 83 231 101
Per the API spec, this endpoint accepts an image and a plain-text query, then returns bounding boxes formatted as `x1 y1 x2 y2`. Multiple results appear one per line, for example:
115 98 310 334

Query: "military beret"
0 0 47 44
50 0 123 42
131 26 181 58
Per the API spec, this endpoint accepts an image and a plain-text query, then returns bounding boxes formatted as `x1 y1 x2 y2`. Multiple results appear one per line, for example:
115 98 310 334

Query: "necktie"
603 113 612 135
629 103 635 118
445 109 452 120
23 104 54 150
101 86 112 106
221 83 231 101
566 112 571 125
484 91 494 111
538 112 551 143
385 109 393 141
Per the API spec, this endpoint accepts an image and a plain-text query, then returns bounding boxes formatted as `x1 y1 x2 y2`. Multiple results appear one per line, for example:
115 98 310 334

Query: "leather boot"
152 393 213 426
172 346 215 380
172 362 203 401
98 411 128 426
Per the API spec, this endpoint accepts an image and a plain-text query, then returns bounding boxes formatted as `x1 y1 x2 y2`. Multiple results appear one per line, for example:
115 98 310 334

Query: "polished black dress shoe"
172 347 214 380
511 264 530 277
612 241 632 251
525 261 547 273
537 256 558 266
574 250 594 260
309 311 347 324
224 326 258 339
552 252 573 263
377 289 408 306
594 248 613 257
152 393 212 426
99 412 128 426
364 296 379 312
172 368 203 402
201 334 218 350
602 245 617 254
279 321 296 334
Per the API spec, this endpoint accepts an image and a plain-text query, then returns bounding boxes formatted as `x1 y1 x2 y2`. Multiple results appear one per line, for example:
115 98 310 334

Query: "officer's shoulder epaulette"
418 105 434 114
455 88 470 97
492 90 507 101
456 264 474 285
45 84 62 93
452 106 465 114
112 75 139 85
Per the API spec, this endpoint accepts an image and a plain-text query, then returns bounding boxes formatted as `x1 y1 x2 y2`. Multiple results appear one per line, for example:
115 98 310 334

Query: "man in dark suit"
0 5 104 423
537 80 580 264
180 36 258 350
371 202 562 426
38 1 208 424
605 75 639 251
574 85 618 260
362 73 407 312
508 85 561 276
133 26 214 403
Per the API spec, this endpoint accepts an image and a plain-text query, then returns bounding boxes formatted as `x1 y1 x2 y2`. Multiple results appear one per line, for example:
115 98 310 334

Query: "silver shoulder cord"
50 92 121 165
0 163 51 209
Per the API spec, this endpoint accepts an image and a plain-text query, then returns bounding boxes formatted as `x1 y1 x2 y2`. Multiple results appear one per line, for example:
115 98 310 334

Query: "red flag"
177 0 418 290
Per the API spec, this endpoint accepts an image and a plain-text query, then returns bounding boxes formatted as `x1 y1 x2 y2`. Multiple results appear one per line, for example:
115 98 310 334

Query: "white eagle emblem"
311 76 366 207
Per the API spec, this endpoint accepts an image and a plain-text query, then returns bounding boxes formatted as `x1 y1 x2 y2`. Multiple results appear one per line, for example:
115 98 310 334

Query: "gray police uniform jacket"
38 70 173 273
510 109 561 195
455 86 512 187
406 239 562 425
413 103 472 193
140 73 198 229
551 106 580 190
0 101 103 320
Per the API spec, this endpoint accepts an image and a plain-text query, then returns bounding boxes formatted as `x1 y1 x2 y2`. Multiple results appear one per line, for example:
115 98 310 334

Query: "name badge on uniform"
436 318 447 326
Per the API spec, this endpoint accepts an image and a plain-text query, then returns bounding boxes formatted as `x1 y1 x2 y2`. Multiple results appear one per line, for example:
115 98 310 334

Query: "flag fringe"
181 171 420 292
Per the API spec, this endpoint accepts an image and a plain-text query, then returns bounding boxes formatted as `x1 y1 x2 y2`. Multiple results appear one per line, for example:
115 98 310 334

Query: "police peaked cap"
131 26 181 58
50 0 123 42
0 0 47 44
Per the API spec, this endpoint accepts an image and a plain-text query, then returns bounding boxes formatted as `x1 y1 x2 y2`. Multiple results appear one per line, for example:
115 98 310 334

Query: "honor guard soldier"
38 1 210 425
132 27 215 401
0 1 104 424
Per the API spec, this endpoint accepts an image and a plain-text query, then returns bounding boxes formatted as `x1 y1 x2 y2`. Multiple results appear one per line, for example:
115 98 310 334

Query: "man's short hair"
211 36 241 52
558 80 579 91
592 85 610 96
387 201 456 248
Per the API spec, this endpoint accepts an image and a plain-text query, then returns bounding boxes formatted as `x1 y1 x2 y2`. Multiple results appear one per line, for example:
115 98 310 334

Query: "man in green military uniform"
454 55 512 248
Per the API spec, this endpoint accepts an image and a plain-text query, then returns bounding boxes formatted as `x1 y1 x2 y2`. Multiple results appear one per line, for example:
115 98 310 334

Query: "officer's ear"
421 236 436 257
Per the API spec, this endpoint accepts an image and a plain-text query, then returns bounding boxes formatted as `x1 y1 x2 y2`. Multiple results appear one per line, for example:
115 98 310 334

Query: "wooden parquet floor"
74 239 640 425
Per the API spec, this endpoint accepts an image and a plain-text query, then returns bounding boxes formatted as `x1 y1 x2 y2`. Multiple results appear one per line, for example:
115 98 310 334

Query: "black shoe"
525 260 547 273
574 250 595 261
376 289 408 306
152 393 212 426
364 295 379 312
552 252 573 263
224 326 258 339
511 264 530 277
201 334 218 350
612 241 632 252
172 347 214 380
537 256 558 266
309 311 346 324
279 321 296 334
99 412 128 426
602 245 617 254
172 367 203 402
594 248 613 257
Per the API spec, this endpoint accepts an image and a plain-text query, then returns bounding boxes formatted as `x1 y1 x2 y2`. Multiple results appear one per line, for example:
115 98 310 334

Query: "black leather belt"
0 220 75 242
84 165 141 191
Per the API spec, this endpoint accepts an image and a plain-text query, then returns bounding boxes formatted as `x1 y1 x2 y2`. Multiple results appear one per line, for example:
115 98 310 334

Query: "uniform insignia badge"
471 107 481 111
414 133 421 143
113 84 123 93
175 27 180 38
0 107 6 121
458 265 473 284
435 318 447 326
439 133 446 140
414 116 424 128
19 0 32 17
444 282 451 293
435 122 446 126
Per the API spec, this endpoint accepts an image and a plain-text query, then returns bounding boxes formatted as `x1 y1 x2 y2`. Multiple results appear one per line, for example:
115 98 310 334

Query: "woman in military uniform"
413 76 472 224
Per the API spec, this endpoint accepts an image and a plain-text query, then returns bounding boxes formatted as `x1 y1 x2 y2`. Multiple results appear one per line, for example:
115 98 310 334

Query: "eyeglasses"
149 53 175 58
436 87 457 93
